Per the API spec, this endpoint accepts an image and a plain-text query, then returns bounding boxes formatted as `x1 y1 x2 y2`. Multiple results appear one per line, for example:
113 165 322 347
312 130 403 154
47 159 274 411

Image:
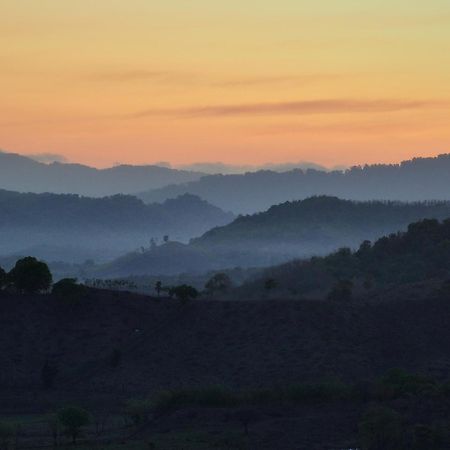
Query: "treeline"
195 196 450 247
2 369 448 448
140 153 450 214
0 190 232 233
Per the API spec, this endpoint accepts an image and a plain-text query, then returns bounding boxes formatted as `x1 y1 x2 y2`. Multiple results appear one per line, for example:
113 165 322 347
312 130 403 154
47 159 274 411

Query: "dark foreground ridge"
1 289 450 448
2 289 450 392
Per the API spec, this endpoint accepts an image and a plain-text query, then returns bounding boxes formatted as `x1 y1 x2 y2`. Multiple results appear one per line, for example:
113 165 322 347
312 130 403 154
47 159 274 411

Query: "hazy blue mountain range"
138 154 450 214
0 150 205 196
0 190 234 262
96 196 450 277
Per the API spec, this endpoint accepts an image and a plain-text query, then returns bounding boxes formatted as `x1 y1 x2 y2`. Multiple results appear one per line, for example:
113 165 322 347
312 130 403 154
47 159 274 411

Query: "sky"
1 0 450 168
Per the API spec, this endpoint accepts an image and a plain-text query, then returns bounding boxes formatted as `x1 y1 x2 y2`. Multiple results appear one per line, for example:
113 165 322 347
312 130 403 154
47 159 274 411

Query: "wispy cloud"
89 69 197 84
128 99 447 119
213 74 337 87
89 68 338 88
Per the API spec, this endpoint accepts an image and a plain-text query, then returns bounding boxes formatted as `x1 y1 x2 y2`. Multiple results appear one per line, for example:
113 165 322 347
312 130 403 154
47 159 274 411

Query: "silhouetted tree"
0 267 6 290
163 235 169 243
155 280 162 296
264 278 277 291
8 257 52 294
205 273 233 296
170 285 198 304
57 406 90 444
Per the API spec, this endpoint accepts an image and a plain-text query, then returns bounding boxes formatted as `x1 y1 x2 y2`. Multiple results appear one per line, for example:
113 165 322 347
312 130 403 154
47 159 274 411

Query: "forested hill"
138 153 450 214
193 196 450 252
0 150 204 196
240 217 450 299
98 197 450 277
0 191 234 262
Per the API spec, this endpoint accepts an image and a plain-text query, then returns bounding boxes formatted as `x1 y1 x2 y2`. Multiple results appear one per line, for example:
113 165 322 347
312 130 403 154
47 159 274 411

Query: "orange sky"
1 1 450 168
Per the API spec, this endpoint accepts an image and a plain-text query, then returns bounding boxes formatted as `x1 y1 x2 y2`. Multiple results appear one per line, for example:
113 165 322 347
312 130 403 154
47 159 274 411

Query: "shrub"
153 386 238 415
283 381 352 403
169 285 198 304
359 406 405 450
412 424 443 450
57 406 90 444
376 368 436 399
0 422 15 450
8 257 52 293
52 278 87 303
124 399 152 426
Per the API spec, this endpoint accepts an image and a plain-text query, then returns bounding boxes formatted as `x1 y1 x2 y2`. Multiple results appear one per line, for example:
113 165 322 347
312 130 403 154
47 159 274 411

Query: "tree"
163 235 169 243
170 285 198 304
154 280 162 297
0 267 6 290
57 406 90 444
205 273 233 296
264 278 277 292
124 399 152 427
8 257 52 293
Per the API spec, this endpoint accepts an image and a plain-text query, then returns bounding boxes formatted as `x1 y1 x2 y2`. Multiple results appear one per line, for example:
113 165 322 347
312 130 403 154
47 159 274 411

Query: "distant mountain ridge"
138 154 450 214
0 190 234 262
98 196 450 277
0 150 205 196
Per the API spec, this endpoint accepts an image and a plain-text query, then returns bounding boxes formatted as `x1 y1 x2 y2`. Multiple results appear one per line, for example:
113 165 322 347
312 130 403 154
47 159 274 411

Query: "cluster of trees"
152 272 234 302
239 218 450 299
0 406 90 447
0 257 91 304
0 257 52 293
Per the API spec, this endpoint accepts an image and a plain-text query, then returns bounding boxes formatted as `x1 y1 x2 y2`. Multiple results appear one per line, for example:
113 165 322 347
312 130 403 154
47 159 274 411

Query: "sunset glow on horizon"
1 0 450 168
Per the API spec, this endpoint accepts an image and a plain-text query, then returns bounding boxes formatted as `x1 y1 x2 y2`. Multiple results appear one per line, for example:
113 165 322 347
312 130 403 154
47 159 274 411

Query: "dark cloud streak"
128 99 446 119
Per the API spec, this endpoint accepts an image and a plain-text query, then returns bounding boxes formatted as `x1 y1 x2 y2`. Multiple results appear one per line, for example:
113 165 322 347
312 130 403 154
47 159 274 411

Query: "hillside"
98 197 450 277
138 153 450 214
239 217 450 299
1 284 449 423
0 191 234 263
0 150 204 196
1 289 449 393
